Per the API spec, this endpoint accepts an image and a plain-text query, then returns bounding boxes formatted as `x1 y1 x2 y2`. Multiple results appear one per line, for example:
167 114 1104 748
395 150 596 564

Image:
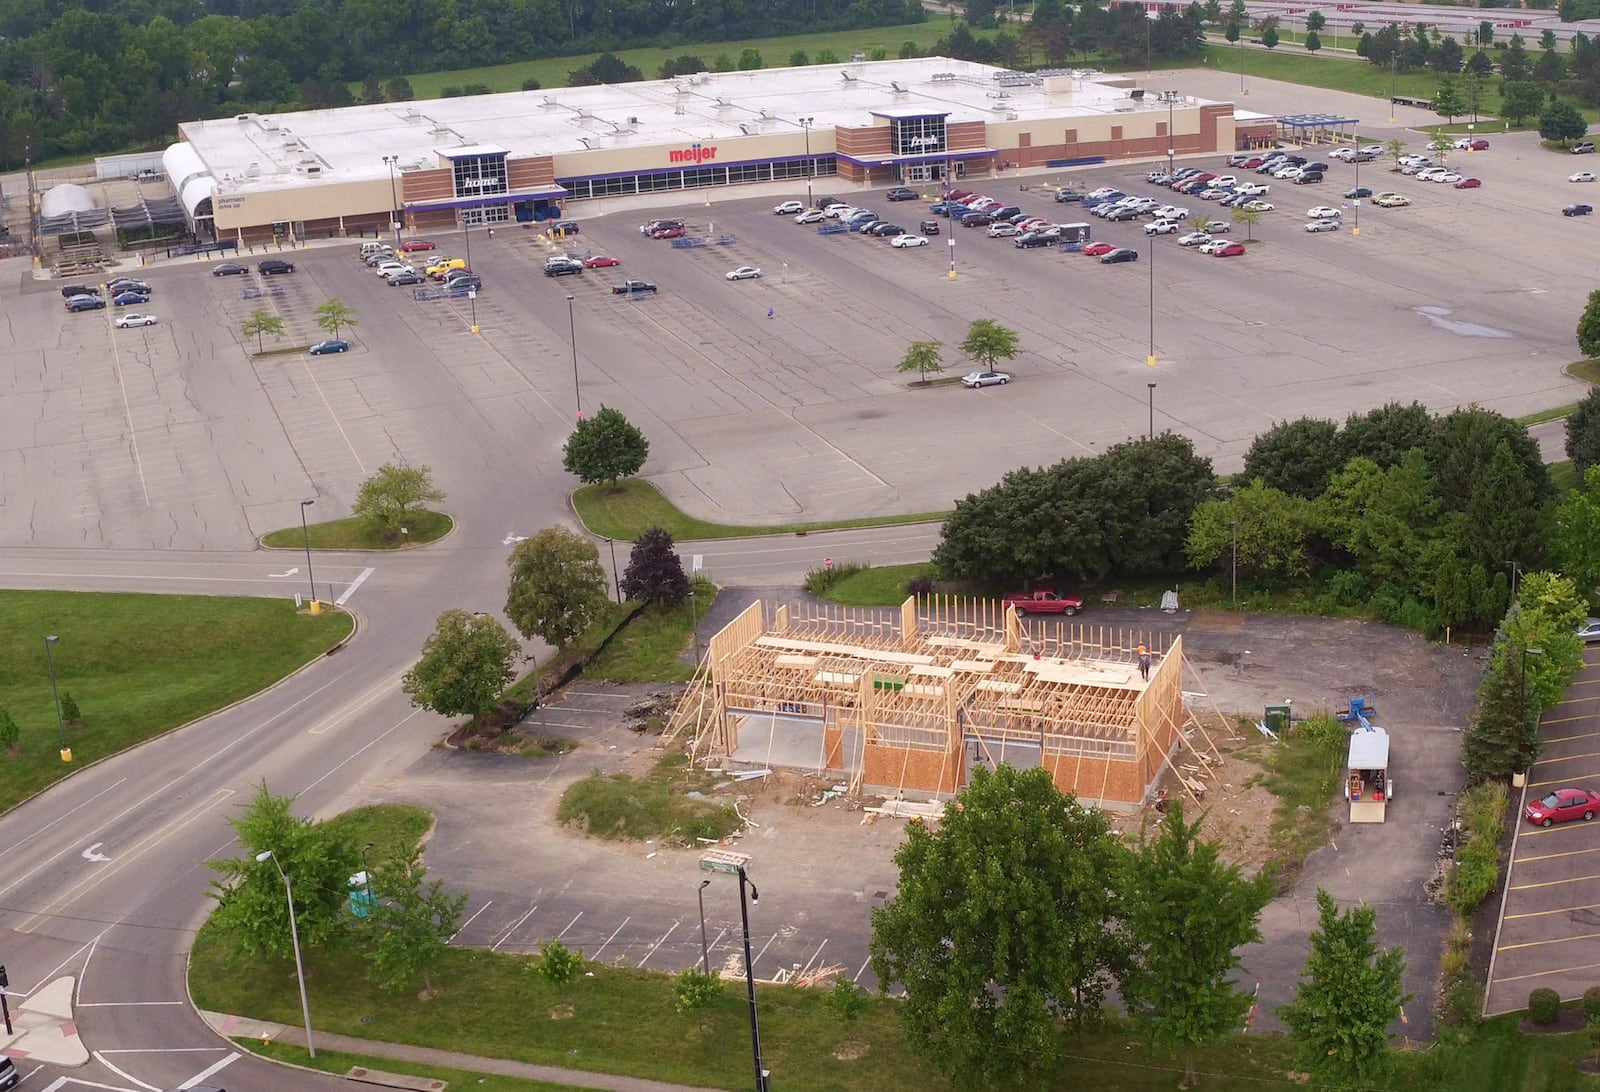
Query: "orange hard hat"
1137 645 1147 654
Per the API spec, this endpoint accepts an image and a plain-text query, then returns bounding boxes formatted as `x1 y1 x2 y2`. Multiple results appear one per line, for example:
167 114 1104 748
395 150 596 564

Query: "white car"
794 209 826 224
1198 239 1231 254
726 266 762 280
1235 182 1269 196
1304 219 1340 232
1210 174 1238 188
1156 205 1190 220
1434 172 1463 184
1201 220 1231 233
1414 167 1447 181
961 370 1012 388
1329 148 1356 161
1360 144 1385 156
1242 200 1274 212
890 234 929 248
824 204 854 219
773 200 805 215
1274 166 1303 179
1306 206 1341 219
1177 231 1212 247
987 223 1020 237
375 261 412 277
1571 171 1597 183
115 313 158 328
1145 219 1182 235
1085 186 1120 199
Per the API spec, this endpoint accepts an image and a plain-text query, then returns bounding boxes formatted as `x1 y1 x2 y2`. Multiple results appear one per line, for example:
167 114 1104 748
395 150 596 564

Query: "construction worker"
1137 645 1152 681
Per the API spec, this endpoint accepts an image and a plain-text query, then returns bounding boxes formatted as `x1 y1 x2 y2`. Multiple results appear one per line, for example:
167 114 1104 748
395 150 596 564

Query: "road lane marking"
637 922 680 968
90 1053 161 1091
335 566 374 606
449 900 494 943
492 903 538 952
308 669 408 736
297 707 424 794
592 916 630 961
107 326 151 507
0 779 128 867
81 843 112 863
17 790 234 934
178 1051 240 1088
77 1002 186 1007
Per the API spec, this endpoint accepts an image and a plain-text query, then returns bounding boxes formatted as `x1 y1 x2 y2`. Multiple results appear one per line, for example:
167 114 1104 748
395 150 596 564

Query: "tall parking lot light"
1147 228 1157 369
799 117 815 210
299 499 319 613
1147 382 1157 440
461 216 479 334
567 294 582 420
256 850 316 1058
44 636 67 761
383 155 401 248
700 851 767 1092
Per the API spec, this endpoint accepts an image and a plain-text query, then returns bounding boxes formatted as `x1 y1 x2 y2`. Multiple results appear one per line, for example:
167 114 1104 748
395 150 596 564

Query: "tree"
505 527 610 651
59 692 81 725
401 609 520 729
1459 439 1548 574
1186 480 1318 583
1224 20 1240 44
361 842 467 994
673 968 722 1030
1119 803 1275 1088
788 50 809 66
1385 137 1407 169
1202 0 1222 25
1501 80 1547 126
1433 76 1467 122
314 298 357 339
737 48 763 70
933 459 1111 585
1320 451 1444 592
1463 647 1528 782
1554 467 1600 603
561 406 650 489
1541 98 1589 144
207 782 360 959
1466 49 1495 78
1428 406 1550 512
1305 30 1321 52
1262 24 1279 48
1568 386 1600 473
1094 434 1219 577
383 77 414 101
870 766 1128 1087
1227 0 1247 22
240 308 285 353
1340 401 1434 469
1230 205 1261 240
1578 289 1600 360
1240 416 1343 498
1277 889 1410 1089
620 526 690 606
521 77 542 91
959 319 1021 372
353 461 446 537
1433 35 1464 74
898 339 946 384
1306 9 1325 32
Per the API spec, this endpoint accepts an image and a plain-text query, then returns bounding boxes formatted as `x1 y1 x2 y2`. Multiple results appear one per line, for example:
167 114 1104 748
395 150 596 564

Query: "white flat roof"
179 58 1227 192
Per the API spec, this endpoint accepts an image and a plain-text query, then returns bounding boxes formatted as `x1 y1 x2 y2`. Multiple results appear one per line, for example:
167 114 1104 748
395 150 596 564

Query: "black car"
886 187 917 201
1007 212 1034 225
259 259 295 274
1293 173 1325 185
212 262 247 276
1014 232 1055 248
1305 162 1331 173
107 278 150 294
1564 204 1594 216
1105 206 1142 221
543 257 584 276
611 279 658 295
551 220 580 234
60 284 99 297
1055 189 1085 203
1344 186 1373 199
446 275 482 292
1100 247 1140 264
868 222 905 236
962 213 996 227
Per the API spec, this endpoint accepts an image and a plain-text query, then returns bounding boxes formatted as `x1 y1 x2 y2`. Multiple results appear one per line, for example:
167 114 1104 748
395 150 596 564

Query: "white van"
359 241 391 258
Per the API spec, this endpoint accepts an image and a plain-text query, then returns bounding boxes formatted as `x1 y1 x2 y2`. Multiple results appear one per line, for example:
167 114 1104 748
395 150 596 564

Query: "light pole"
461 215 478 334
799 117 814 209
361 841 376 907
1389 56 1397 123
689 583 702 666
1238 33 1245 95
256 850 316 1058
44 635 67 759
1230 520 1238 605
299 500 318 612
697 879 712 974
1352 152 1360 236
605 537 621 602
1519 646 1545 778
1147 382 1156 439
736 864 767 1092
567 294 582 420
1147 224 1156 368
1166 92 1176 176
382 155 401 248
947 228 956 280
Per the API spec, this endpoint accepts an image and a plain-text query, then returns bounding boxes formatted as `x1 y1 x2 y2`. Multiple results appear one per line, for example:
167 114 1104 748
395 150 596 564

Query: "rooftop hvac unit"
739 122 758 135
1129 88 1146 100
542 96 557 107
891 81 906 92
851 51 866 62
628 115 640 124
234 114 252 122
1006 112 1019 120
841 71 856 81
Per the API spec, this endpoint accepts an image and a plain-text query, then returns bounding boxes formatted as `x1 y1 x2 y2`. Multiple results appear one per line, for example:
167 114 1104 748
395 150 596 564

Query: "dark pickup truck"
612 279 658 295
1002 590 1084 616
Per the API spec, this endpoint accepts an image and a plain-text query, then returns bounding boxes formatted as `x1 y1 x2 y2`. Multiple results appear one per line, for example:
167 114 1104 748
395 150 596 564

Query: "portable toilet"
1344 726 1392 823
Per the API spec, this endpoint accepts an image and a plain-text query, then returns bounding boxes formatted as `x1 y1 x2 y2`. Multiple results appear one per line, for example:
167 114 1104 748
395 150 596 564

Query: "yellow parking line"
1496 959 1600 984
1506 901 1600 920
1498 929 1600 951
1541 714 1598 723
1510 871 1600 891
1530 774 1600 787
1533 750 1600 765
1519 844 1600 862
1540 730 1600 742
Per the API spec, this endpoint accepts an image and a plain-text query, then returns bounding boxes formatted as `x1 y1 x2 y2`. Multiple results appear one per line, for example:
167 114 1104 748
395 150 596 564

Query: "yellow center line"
1511 871 1600 891
1506 901 1600 920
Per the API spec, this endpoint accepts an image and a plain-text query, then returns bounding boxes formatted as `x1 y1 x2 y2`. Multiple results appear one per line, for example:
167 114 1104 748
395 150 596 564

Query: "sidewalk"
202 1011 733 1092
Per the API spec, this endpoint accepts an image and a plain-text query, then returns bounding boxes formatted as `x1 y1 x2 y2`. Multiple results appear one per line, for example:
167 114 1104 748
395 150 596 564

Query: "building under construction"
667 595 1208 809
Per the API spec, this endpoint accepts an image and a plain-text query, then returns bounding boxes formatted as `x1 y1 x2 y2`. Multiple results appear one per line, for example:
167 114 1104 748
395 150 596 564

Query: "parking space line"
1520 844 1600 862
592 916 631 961
637 921 680 968
710 926 728 954
800 939 828 976
1510 871 1600 890
1498 929 1600 952
854 958 871 983
752 931 779 970
1506 900 1600 920
450 899 494 942
492 902 538 952
558 911 583 939
1498 959 1600 984
1531 749 1600 764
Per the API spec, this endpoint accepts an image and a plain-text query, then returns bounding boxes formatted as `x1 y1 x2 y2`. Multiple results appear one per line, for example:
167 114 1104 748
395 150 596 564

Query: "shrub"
1449 836 1500 915
906 575 935 597
1443 975 1482 1027
521 76 541 90
1583 986 1600 1021
60 692 81 725
1529 987 1562 1025
824 976 868 1023
0 709 16 753
673 968 722 1016
804 560 866 596
536 939 584 984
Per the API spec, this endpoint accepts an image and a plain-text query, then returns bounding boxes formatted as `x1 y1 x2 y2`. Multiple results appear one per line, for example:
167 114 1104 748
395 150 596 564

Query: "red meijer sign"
668 144 718 164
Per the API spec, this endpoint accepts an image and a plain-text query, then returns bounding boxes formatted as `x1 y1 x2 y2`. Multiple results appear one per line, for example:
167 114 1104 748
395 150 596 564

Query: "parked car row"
359 242 482 292
924 189 1092 251
774 197 938 249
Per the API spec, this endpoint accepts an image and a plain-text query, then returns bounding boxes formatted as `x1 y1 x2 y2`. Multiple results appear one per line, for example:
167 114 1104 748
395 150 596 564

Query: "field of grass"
0 592 351 810
401 20 969 98
556 752 741 844
581 580 711 684
323 804 434 861
572 479 947 542
260 510 452 550
819 562 936 606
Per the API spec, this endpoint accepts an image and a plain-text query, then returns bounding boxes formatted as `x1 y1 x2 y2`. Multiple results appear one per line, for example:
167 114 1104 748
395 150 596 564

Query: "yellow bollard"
309 600 321 616
60 748 72 763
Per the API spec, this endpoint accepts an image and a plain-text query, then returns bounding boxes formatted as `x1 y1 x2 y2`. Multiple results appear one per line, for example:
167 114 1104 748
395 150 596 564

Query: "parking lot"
1485 645 1600 1015
5 73 1595 553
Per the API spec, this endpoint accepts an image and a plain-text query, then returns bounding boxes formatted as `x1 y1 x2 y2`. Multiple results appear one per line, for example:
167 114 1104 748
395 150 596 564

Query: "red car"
1211 241 1247 257
1454 178 1482 189
1239 157 1264 169
1083 241 1117 256
1526 787 1600 827
1470 138 1490 150
583 255 621 268
399 240 436 252
650 225 686 239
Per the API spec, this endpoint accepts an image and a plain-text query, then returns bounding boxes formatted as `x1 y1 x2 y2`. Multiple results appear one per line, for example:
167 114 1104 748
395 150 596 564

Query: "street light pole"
568 294 582 420
44 635 67 758
737 866 768 1092
257 850 316 1058
382 155 401 248
1147 382 1157 439
1147 226 1156 368
697 879 712 974
799 117 814 209
606 537 621 602
462 215 478 334
1166 92 1175 175
299 500 318 611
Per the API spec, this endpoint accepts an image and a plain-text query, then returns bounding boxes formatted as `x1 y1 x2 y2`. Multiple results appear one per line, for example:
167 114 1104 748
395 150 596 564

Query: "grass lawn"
323 804 434 861
398 21 970 98
250 1042 594 1092
557 753 741 843
1550 458 1579 494
572 479 946 542
260 510 452 550
581 584 710 684
0 592 351 810
1568 359 1600 385
819 563 935 606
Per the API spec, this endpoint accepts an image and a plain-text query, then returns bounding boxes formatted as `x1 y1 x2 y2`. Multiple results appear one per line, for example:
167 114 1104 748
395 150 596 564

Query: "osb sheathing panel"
1043 751 1144 805
863 742 961 796
821 726 847 771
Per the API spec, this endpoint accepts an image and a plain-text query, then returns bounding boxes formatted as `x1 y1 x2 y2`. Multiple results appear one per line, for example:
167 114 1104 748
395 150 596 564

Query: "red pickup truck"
1003 590 1084 616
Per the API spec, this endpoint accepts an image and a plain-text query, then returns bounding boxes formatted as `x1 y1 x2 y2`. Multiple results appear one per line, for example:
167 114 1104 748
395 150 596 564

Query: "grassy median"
572 479 945 542
260 510 452 550
0 591 352 810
